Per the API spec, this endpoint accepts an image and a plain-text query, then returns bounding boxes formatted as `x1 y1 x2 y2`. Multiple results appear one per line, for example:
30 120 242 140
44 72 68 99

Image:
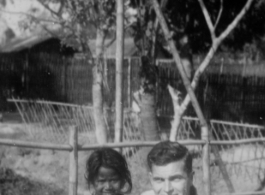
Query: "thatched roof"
0 0 62 53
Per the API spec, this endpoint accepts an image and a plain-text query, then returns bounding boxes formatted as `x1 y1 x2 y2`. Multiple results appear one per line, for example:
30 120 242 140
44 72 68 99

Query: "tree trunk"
168 85 184 141
133 56 159 141
92 29 108 144
168 35 194 140
115 0 124 145
152 1 211 194
134 88 159 141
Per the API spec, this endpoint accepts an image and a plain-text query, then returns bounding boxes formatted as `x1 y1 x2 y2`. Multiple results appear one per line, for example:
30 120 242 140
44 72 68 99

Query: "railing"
2 98 265 195
1 131 265 195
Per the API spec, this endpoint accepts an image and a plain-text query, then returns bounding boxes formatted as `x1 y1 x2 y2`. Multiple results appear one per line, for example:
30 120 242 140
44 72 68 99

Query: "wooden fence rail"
0 126 264 195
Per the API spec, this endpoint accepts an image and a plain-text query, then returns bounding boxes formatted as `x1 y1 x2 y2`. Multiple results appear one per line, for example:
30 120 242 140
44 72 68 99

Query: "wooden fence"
1 53 265 123
0 53 140 107
155 60 265 124
0 127 265 195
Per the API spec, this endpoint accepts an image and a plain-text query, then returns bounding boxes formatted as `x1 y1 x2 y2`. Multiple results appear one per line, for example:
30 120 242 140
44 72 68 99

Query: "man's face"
149 161 193 195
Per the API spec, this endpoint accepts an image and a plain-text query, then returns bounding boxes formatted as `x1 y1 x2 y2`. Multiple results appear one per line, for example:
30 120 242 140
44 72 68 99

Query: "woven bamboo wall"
1 53 265 124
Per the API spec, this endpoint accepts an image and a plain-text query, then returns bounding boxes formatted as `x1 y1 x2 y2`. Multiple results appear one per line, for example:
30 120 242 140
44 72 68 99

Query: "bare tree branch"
181 0 254 113
152 1 212 194
197 0 215 40
218 0 254 42
38 0 64 18
105 36 116 49
177 3 255 193
41 25 60 38
152 0 208 127
196 0 254 84
151 0 168 62
214 0 223 29
167 84 184 140
57 0 65 16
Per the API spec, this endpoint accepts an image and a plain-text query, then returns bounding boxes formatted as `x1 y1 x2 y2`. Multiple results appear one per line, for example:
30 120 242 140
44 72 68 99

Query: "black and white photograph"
0 0 265 195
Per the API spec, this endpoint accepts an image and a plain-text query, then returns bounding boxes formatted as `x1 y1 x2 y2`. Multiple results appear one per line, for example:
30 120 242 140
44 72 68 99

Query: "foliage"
139 56 158 93
128 0 265 55
128 0 155 56
0 167 65 195
31 0 118 54
220 0 265 53
34 0 137 55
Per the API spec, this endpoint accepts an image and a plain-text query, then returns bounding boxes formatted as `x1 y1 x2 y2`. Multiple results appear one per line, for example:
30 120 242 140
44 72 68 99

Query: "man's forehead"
150 161 187 176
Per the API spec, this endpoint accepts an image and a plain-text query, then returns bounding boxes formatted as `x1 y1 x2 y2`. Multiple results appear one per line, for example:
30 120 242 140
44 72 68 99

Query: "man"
141 141 197 195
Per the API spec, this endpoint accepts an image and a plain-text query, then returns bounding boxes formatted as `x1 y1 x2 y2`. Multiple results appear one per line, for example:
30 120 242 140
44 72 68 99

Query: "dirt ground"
0 113 264 195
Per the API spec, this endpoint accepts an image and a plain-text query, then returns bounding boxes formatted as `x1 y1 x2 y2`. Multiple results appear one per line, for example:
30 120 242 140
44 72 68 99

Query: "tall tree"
55 0 117 144
129 0 261 140
0 0 61 52
167 0 254 139
0 0 121 143
152 0 254 194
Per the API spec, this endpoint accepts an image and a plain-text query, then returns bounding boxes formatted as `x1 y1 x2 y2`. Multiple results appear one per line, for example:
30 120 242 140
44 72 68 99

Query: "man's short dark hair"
147 141 192 174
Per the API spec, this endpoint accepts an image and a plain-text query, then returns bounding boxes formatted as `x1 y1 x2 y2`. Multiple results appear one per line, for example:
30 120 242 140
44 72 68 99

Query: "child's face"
94 166 122 195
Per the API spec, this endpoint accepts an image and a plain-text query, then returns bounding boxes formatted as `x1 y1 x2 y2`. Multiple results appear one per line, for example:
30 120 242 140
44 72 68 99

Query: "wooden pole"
241 58 247 122
128 58 132 108
25 51 29 95
63 58 67 101
155 59 159 107
115 0 124 151
210 138 265 145
1 137 263 152
0 138 72 151
79 140 205 150
69 126 78 195
201 126 211 195
221 191 265 195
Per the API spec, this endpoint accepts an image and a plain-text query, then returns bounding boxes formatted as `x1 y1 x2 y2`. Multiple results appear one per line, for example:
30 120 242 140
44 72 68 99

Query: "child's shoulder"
140 190 155 195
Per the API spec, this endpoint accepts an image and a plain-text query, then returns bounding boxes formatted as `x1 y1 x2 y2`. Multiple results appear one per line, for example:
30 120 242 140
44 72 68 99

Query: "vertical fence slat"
69 126 78 195
201 126 211 195
128 58 131 108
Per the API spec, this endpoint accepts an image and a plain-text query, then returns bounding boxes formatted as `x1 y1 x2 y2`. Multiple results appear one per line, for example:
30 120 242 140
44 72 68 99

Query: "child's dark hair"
147 141 192 174
85 148 132 193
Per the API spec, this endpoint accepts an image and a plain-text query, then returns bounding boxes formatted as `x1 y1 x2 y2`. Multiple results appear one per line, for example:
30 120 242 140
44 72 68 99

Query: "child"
85 148 132 195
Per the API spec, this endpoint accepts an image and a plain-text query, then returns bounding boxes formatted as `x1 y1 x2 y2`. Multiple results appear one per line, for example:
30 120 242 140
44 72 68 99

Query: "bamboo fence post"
201 126 211 195
63 58 67 102
241 59 247 122
128 58 132 108
25 51 29 95
0 138 72 151
155 59 159 106
115 0 124 152
69 126 78 195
